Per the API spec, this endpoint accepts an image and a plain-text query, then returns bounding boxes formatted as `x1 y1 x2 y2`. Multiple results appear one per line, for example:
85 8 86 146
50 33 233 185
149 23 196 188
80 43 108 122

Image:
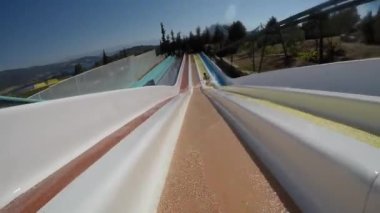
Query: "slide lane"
130 56 176 88
190 55 201 88
0 86 177 210
194 53 232 87
158 55 296 212
199 52 380 97
179 55 189 93
157 57 182 86
232 57 380 96
1 55 190 212
30 50 164 100
2 97 174 213
204 88 380 212
199 53 228 86
196 54 380 212
176 54 379 212
40 93 190 213
222 85 380 137
193 54 209 86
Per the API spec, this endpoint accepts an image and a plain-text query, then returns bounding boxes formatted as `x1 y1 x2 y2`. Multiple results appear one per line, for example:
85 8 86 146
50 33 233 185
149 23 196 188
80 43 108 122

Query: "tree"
264 17 279 45
258 16 291 70
326 7 360 36
182 36 189 53
189 31 195 52
166 35 170 45
228 21 247 42
374 6 380 43
176 32 182 55
196 26 201 38
160 22 166 44
193 26 203 52
170 30 176 55
160 22 168 54
212 26 224 49
228 21 247 63
203 28 211 44
282 25 305 57
74 63 84 75
170 30 175 43
119 49 127 58
302 19 319 40
93 61 101 68
283 26 305 46
102 50 109 65
360 12 375 44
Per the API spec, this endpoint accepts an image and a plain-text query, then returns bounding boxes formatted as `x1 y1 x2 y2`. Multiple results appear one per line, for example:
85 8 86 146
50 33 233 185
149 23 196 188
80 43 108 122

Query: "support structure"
318 15 325 64
251 40 256 72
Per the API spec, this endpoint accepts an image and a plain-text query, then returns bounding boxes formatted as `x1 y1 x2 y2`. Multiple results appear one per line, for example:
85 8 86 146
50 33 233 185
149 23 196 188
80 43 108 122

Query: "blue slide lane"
200 52 228 86
130 56 175 88
157 57 182 86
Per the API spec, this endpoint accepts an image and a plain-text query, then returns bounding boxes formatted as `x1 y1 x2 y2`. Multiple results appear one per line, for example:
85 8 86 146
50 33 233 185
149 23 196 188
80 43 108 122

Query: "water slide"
156 57 182 86
199 52 380 96
0 96 40 108
1 53 380 212
198 53 380 212
129 56 179 87
29 50 164 100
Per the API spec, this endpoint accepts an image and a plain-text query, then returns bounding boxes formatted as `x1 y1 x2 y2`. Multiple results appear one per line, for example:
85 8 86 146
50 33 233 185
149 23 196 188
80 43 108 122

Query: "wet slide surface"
158 56 292 212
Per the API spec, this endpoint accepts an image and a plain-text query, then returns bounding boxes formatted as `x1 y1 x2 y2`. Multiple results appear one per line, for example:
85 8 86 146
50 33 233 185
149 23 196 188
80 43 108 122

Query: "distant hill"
0 56 100 95
109 45 157 58
0 45 156 96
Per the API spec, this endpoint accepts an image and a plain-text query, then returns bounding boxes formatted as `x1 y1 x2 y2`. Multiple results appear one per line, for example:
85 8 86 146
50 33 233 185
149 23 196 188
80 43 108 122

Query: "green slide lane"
130 56 175 88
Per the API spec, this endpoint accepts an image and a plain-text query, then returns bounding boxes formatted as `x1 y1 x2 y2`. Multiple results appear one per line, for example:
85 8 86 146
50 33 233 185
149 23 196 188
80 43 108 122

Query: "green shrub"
288 43 300 57
298 50 318 62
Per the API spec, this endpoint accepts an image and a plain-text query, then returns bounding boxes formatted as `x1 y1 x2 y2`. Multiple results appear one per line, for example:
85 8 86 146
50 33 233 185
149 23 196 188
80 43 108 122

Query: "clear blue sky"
0 0 378 70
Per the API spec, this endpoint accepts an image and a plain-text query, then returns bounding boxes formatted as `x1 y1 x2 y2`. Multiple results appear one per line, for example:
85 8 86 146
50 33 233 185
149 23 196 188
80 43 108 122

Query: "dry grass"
230 38 380 74
342 43 380 59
